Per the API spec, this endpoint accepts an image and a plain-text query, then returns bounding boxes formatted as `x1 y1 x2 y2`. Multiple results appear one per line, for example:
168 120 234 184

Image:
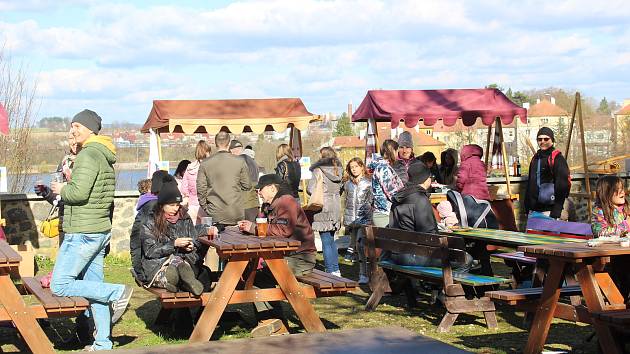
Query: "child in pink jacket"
456 144 490 200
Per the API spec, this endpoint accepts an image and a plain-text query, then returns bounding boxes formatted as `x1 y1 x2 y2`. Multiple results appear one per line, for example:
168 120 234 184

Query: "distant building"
613 99 630 153
519 96 569 145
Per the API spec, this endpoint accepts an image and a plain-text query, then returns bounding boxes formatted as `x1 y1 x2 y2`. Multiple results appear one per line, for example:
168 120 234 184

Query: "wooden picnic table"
189 228 325 342
0 240 55 354
519 242 630 354
444 227 585 276
112 326 471 354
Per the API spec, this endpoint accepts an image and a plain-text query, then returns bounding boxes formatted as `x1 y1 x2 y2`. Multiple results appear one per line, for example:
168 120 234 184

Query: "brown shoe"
270 321 289 336
251 319 282 338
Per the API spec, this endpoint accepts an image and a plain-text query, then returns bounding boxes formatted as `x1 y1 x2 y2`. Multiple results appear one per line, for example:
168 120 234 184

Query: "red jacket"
251 190 316 254
456 145 490 200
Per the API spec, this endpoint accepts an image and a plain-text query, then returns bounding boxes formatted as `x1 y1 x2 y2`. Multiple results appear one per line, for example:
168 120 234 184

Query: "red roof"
352 88 527 127
333 136 364 148
528 100 569 117
617 104 630 115
334 123 444 148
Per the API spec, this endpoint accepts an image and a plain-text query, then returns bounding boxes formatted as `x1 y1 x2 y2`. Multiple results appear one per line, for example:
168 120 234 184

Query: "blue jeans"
319 230 339 273
51 232 124 350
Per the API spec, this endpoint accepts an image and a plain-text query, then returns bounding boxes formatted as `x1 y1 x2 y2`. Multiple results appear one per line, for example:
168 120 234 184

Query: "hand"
174 237 193 248
51 181 65 195
237 220 253 233
34 184 50 196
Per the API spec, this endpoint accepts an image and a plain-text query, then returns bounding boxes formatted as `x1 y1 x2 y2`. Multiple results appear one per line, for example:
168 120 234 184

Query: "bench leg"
366 267 389 311
403 278 418 308
437 312 458 333
484 311 498 329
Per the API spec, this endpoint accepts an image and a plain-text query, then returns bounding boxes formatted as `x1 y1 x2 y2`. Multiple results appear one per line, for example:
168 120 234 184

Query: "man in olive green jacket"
50 109 132 351
197 131 252 225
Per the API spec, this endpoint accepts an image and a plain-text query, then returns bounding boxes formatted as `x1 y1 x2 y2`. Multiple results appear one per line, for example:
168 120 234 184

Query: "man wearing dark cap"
389 162 438 232
237 174 316 337
197 131 252 225
393 131 416 184
230 139 260 221
524 126 570 220
49 109 132 351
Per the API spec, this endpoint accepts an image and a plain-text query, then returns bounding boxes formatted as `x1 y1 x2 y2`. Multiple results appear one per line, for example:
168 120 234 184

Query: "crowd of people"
37 108 629 350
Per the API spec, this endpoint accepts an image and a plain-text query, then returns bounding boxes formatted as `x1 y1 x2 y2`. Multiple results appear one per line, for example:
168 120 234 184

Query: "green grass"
0 256 599 353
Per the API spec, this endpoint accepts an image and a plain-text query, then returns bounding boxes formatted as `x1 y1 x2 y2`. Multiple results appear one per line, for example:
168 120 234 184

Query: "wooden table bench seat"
21 276 89 318
487 285 582 305
296 269 357 297
592 309 630 328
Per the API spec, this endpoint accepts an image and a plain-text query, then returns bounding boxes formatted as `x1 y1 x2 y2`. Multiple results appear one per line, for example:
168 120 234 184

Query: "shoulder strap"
548 150 561 169
536 158 542 188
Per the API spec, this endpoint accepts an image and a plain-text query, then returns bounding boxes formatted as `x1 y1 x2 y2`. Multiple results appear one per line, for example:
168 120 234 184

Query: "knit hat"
407 161 432 185
150 170 171 194
255 174 283 189
397 131 413 148
536 127 555 142
229 140 243 150
71 109 102 134
158 180 182 204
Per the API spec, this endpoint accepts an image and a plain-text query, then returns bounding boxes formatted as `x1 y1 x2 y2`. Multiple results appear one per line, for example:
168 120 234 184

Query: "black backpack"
447 190 498 229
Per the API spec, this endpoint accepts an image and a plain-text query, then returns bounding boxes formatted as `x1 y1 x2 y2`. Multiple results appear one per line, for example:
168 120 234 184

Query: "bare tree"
0 45 38 193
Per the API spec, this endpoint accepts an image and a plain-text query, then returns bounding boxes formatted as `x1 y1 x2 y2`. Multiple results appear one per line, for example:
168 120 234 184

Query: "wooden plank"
0 241 22 263
486 285 582 302
374 238 467 264
21 276 63 310
266 258 326 333
0 304 48 320
304 269 357 288
296 271 333 289
372 227 466 248
227 286 317 304
0 274 55 353
594 272 625 305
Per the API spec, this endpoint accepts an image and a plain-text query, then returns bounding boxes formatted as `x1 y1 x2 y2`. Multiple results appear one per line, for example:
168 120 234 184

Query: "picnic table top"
111 326 471 354
197 228 300 255
444 227 586 248
520 242 630 260
0 240 21 268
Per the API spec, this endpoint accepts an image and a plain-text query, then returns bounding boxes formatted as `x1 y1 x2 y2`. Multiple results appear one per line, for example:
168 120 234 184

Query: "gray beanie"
72 109 102 134
397 131 413 148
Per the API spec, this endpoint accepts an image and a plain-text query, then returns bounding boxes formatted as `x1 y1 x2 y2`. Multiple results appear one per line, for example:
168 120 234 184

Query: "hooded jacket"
438 148 459 187
368 154 404 214
456 145 490 200
307 157 343 231
138 208 207 285
275 156 301 199
389 185 438 233
181 160 202 207
525 147 570 218
60 135 116 234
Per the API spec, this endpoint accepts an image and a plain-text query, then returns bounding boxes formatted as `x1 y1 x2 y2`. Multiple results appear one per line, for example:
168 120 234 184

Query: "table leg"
189 258 249 342
523 259 566 354
265 258 326 333
0 274 55 354
575 263 623 354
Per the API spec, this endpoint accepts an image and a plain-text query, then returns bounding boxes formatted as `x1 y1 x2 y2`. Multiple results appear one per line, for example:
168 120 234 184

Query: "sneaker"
344 248 355 262
84 344 96 352
358 275 369 285
251 318 283 338
330 270 341 277
111 286 133 324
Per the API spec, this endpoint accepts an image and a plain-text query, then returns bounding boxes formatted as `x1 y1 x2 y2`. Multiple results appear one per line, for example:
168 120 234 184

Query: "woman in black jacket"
524 127 570 220
274 144 301 199
139 180 213 296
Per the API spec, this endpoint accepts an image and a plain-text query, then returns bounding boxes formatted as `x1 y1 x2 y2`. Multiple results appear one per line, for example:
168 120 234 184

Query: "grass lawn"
0 255 599 353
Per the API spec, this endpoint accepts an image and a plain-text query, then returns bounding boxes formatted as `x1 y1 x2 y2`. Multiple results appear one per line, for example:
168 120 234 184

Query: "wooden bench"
21 276 89 318
296 269 358 297
592 309 630 331
364 226 510 332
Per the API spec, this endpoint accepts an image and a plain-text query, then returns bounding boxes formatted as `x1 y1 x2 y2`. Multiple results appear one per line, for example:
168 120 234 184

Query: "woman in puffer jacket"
181 140 211 224
456 144 490 200
342 157 372 284
307 147 343 276
139 179 213 296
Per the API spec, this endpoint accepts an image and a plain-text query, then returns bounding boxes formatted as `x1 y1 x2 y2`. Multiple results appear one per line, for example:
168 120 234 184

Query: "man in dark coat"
525 127 570 220
389 162 437 233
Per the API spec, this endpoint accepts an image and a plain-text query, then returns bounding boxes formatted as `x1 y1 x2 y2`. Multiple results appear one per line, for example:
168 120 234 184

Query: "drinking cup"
200 217 213 226
51 172 64 183
256 218 268 237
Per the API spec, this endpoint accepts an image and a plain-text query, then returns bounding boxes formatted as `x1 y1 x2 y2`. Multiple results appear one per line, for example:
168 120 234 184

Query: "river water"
9 169 158 193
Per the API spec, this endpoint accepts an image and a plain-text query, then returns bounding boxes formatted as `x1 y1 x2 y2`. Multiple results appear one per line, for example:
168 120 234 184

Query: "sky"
1 0 629 124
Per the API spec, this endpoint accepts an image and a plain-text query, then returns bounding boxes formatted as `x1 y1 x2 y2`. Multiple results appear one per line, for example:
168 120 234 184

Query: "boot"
251 318 283 338
164 265 179 293
177 262 203 296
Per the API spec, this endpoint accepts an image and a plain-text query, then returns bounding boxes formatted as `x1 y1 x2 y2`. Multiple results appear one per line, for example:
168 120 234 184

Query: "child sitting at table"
138 178 214 296
592 175 629 237
436 201 459 230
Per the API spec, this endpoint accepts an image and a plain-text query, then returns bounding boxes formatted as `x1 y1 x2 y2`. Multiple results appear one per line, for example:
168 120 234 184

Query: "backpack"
447 190 498 229
547 150 572 189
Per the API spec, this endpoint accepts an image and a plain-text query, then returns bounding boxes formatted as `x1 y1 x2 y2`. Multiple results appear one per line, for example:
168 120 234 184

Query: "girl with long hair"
275 144 301 199
307 147 343 275
592 175 629 236
368 139 404 228
181 140 211 224
342 157 372 284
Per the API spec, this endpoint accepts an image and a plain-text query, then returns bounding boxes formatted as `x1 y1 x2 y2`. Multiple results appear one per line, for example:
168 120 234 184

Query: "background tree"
0 46 38 193
597 97 611 115
333 112 354 137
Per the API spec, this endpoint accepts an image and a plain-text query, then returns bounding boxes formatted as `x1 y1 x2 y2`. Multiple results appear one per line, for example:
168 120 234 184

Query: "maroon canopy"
352 89 527 128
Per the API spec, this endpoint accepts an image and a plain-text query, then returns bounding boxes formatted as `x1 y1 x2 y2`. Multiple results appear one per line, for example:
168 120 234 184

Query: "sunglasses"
537 137 551 142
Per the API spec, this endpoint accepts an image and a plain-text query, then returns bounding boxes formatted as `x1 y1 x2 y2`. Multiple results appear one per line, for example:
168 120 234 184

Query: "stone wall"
1 173 628 258
1 191 138 258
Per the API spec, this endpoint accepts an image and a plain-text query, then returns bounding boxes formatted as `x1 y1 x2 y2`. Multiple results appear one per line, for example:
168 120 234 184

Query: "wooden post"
497 119 512 196
576 93 593 222
484 125 492 169
565 96 578 157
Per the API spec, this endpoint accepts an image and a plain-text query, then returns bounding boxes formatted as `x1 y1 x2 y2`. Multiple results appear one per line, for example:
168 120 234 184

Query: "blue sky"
1 0 629 124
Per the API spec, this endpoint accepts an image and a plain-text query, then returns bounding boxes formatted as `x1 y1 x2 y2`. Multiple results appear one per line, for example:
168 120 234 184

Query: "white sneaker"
111 285 133 324
330 270 341 277
358 275 369 285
